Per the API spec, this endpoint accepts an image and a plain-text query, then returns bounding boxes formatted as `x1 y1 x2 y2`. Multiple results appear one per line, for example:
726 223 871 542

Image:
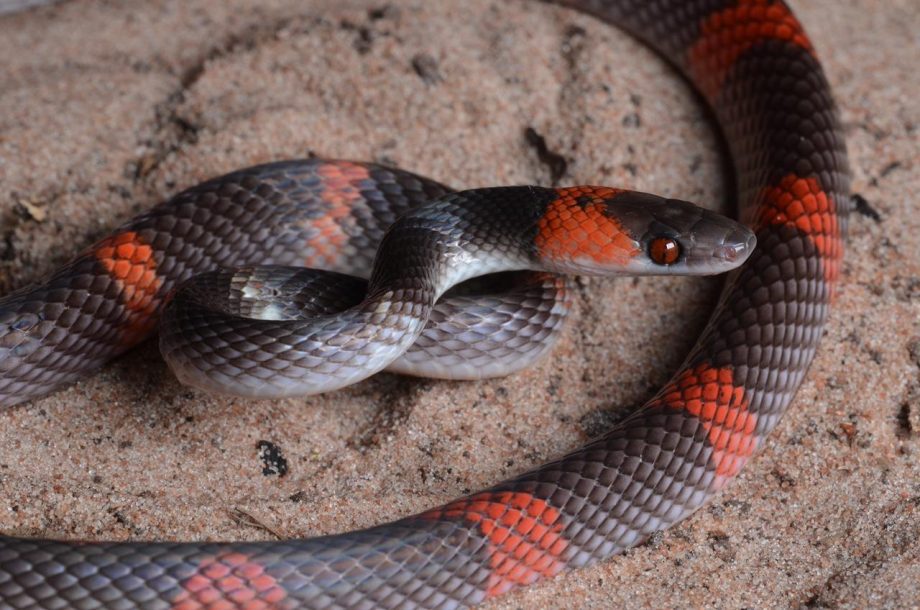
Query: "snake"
0 0 850 608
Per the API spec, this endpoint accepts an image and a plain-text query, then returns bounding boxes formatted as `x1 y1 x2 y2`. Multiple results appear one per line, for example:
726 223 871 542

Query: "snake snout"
714 229 756 264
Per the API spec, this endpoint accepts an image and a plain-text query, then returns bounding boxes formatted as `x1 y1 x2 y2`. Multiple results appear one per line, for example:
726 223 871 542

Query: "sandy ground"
0 0 917 608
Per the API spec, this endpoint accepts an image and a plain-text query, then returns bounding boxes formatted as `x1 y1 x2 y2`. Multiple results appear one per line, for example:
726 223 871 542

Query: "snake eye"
648 236 680 265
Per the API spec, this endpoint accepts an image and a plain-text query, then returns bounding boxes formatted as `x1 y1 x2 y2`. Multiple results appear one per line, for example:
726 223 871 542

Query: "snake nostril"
714 241 744 262
714 230 756 263
715 244 740 262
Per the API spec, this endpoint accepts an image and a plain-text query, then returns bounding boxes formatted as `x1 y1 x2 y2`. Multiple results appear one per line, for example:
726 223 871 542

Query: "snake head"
535 187 755 276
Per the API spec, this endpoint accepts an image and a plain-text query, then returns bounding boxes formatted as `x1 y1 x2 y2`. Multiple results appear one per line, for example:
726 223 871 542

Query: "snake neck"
363 187 553 310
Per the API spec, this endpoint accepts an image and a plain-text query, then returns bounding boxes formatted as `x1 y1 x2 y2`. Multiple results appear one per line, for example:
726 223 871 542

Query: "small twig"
851 193 881 222
227 507 286 540
525 127 568 185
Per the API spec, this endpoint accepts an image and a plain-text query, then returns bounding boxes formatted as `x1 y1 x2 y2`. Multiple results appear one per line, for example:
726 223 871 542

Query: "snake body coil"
0 0 850 608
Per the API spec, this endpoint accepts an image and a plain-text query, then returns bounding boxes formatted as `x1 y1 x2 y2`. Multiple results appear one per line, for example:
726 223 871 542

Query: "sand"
0 0 917 608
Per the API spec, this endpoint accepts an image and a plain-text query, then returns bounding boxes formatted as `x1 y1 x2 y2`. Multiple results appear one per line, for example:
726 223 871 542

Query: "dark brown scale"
0 1 849 608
